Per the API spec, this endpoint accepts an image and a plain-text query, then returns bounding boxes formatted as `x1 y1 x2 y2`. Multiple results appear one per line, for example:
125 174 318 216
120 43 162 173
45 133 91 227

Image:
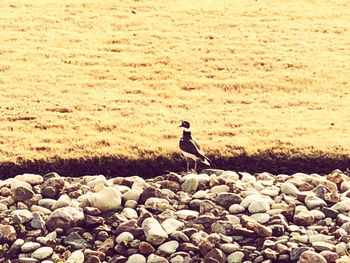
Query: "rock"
297 250 327 263
142 217 168 245
64 232 89 250
251 213 270 224
123 189 141 202
210 185 230 194
161 218 185 234
204 248 226 263
280 182 300 196
216 193 242 208
248 200 270 214
15 173 44 185
181 177 199 194
11 180 34 201
11 209 33 224
176 210 199 219
293 208 315 226
31 247 53 260
88 187 122 212
320 251 339 263
227 251 245 263
147 254 168 263
312 241 336 252
331 199 350 212
41 177 65 198
116 232 134 244
139 241 155 255
30 212 46 229
158 240 179 254
219 243 239 254
46 206 84 230
126 254 146 263
305 195 327 209
229 204 245 214
0 224 17 242
145 197 173 212
66 250 85 263
8 238 25 257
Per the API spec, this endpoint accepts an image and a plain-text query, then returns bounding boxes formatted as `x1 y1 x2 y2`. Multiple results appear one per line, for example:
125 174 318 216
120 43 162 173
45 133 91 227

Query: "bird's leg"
186 158 189 172
194 160 198 173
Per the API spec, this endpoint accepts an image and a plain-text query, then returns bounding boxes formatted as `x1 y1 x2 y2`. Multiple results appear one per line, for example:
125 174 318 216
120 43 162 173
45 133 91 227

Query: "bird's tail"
201 156 210 166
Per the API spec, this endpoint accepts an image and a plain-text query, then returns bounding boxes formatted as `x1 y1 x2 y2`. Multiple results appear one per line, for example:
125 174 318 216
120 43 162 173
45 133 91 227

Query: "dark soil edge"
0 152 349 179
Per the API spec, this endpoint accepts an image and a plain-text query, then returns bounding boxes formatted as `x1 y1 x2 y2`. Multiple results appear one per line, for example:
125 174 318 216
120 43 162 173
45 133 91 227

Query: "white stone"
228 251 245 263
158 240 179 254
240 194 263 208
126 254 146 263
66 250 84 263
182 173 209 184
116 232 134 244
210 185 230 194
31 247 53 260
251 213 270 224
192 190 210 199
121 207 138 219
15 174 44 185
229 204 245 214
161 218 185 234
142 217 168 245
52 194 71 210
176 210 199 219
305 195 327 209
123 189 142 202
88 187 122 212
332 199 350 212
248 200 270 214
280 182 300 196
21 242 41 253
11 209 33 224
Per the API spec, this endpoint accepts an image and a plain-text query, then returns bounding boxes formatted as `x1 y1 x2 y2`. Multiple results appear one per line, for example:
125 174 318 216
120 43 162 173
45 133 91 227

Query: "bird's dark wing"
180 138 206 159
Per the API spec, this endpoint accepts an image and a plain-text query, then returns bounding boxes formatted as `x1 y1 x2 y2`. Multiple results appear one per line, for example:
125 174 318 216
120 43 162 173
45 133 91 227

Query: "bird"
179 120 210 172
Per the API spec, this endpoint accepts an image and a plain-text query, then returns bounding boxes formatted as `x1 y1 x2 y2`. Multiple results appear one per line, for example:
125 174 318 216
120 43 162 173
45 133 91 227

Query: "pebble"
1 169 350 262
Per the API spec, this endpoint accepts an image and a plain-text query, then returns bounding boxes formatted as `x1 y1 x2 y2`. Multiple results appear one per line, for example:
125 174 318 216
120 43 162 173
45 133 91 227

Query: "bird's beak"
179 124 183 128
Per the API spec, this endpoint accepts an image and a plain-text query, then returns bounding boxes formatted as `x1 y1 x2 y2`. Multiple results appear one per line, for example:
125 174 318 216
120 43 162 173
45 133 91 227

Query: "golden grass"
0 0 350 167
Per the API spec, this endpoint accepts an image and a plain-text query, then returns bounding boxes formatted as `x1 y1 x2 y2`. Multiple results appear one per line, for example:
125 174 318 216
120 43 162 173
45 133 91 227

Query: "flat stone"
312 241 336 252
176 210 199 219
147 254 168 263
31 247 53 260
15 173 44 185
158 240 179 254
248 200 270 214
64 232 89 250
219 243 240 254
126 254 146 263
229 204 245 214
293 209 315 226
21 241 41 253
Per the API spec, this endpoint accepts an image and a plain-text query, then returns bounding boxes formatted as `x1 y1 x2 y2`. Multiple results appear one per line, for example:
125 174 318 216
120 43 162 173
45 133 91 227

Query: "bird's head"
179 120 190 129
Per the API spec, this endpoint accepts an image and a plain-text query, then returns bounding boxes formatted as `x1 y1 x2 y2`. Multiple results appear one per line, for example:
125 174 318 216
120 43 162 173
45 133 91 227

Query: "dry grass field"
0 0 350 176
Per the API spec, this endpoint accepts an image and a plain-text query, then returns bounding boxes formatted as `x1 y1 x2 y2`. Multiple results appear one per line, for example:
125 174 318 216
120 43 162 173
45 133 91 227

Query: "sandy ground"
0 1 349 170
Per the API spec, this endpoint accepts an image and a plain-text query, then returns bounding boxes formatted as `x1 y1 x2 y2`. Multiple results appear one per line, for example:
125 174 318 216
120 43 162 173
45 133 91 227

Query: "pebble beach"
1 169 350 263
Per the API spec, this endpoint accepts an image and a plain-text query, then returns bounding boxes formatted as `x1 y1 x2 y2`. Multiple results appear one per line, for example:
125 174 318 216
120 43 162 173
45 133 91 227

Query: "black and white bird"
179 121 210 172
